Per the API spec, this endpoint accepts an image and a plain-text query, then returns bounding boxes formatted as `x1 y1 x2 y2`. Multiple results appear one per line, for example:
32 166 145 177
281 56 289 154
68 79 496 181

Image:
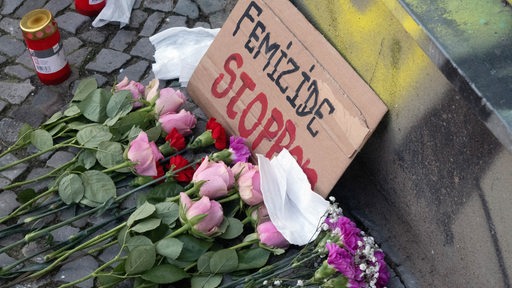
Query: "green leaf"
58 174 84 204
155 202 179 225
220 217 244 240
110 110 153 141
131 218 162 233
67 121 96 131
76 125 112 148
125 245 156 275
96 141 126 169
48 122 66 136
147 182 182 203
141 264 189 284
145 126 162 142
126 235 153 251
176 234 213 262
127 202 156 227
191 275 223 288
118 226 131 246
78 149 96 169
126 126 143 142
16 189 36 204
237 248 271 270
209 249 238 273
63 104 81 117
72 77 98 102
134 278 159 288
156 238 183 259
107 90 133 118
97 262 125 287
196 252 214 274
77 88 109 122
30 129 53 151
42 111 63 126
80 170 116 207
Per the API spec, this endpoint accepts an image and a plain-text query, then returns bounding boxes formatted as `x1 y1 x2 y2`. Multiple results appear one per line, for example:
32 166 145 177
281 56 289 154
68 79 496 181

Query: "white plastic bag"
92 0 136 28
257 149 330 245
149 27 220 86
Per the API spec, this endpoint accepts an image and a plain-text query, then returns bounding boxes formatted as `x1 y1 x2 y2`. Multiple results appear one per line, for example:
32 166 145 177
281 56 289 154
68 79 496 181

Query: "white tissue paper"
257 149 330 246
149 27 220 86
92 0 136 28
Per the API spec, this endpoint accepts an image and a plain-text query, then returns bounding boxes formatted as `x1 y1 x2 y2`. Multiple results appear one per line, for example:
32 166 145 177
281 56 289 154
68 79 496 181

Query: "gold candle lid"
20 9 56 40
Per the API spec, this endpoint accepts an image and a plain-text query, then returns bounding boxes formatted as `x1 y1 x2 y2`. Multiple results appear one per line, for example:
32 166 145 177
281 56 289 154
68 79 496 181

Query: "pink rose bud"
144 78 159 102
192 157 235 199
257 221 289 248
237 164 262 206
115 76 144 108
180 192 224 237
127 132 164 176
231 161 253 177
155 87 187 115
158 109 197 135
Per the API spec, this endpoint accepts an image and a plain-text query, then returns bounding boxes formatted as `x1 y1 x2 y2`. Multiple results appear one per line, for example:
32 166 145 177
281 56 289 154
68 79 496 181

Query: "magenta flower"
127 131 164 176
180 193 224 237
115 76 144 108
155 87 187 115
192 157 235 199
326 242 356 279
375 250 390 287
228 136 251 163
327 216 362 253
257 221 289 248
158 109 197 135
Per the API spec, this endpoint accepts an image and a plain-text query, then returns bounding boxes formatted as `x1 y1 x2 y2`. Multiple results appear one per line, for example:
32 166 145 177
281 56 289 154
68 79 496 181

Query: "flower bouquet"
0 77 389 287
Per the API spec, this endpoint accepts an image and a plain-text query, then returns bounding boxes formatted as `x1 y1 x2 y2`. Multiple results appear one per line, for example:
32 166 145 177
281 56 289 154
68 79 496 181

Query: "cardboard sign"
187 0 387 197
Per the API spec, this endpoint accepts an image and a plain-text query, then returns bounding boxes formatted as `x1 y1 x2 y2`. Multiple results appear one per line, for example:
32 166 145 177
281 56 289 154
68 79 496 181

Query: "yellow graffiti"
296 0 433 107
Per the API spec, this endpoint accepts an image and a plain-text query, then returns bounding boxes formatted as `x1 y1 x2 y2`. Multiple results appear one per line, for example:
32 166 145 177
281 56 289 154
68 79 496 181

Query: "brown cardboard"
187 0 387 197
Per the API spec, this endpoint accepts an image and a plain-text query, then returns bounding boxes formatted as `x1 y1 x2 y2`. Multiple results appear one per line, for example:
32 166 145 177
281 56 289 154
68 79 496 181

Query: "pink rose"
144 78 159 102
231 161 252 177
127 132 164 176
192 157 234 199
115 76 144 108
257 221 289 248
155 87 187 115
237 163 262 206
158 109 197 136
180 192 224 237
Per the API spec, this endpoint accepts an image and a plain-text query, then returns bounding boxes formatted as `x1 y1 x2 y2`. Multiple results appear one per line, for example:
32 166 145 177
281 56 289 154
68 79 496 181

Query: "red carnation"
168 155 194 183
206 118 227 150
165 128 186 152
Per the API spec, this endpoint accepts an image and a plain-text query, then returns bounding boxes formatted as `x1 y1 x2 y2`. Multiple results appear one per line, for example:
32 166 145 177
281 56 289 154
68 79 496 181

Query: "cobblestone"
0 118 25 144
175 0 200 19
0 190 19 217
4 64 34 80
108 30 137 51
117 60 150 82
0 79 34 105
0 35 25 57
85 48 131 73
139 11 165 37
56 12 90 34
54 256 98 288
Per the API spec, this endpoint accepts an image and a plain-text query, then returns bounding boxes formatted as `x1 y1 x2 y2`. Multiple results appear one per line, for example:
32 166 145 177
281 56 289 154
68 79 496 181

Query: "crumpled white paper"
257 149 330 246
92 0 136 28
149 27 220 86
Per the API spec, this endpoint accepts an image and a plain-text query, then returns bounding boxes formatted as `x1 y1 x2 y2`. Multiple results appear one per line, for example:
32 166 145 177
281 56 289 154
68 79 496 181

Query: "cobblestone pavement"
0 0 235 287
